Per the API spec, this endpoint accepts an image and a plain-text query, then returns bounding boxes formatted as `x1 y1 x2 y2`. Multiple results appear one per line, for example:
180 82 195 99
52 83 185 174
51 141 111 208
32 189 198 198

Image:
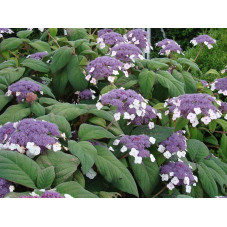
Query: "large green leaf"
181 71 197 93
0 38 24 51
37 166 55 189
220 134 227 158
0 103 31 125
177 58 201 74
78 123 115 141
138 69 156 98
37 113 71 138
146 60 169 71
132 125 174 143
215 119 227 132
0 60 16 70
68 140 97 174
66 28 88 41
187 139 209 162
198 163 218 197
0 67 25 84
95 145 139 197
210 157 227 175
50 46 73 73
36 150 80 186
31 102 45 117
156 70 185 97
0 150 40 188
17 30 33 39
0 95 13 111
21 58 49 73
56 181 98 198
29 40 51 52
129 157 159 197
67 55 88 91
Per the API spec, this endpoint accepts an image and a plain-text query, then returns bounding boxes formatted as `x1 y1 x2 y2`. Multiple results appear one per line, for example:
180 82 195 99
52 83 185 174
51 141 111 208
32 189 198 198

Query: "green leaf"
210 157 227 175
29 40 51 52
21 58 49 73
0 150 40 188
78 123 115 141
181 71 197 93
36 150 80 186
215 119 227 132
0 103 31 125
132 125 174 143
49 28 58 37
147 60 169 71
198 163 218 197
129 157 159 197
99 191 122 198
56 181 98 198
89 116 106 127
95 145 138 197
39 97 59 106
189 127 204 141
174 117 189 131
0 95 13 111
50 47 73 73
68 140 97 174
31 102 45 117
177 58 201 74
220 134 227 159
17 30 33 39
138 69 156 98
0 38 24 51
205 69 220 77
67 55 88 91
187 139 209 162
66 28 88 41
37 113 71 138
0 67 25 84
156 71 185 97
73 170 85 188
0 60 16 70
204 135 218 146
37 166 55 189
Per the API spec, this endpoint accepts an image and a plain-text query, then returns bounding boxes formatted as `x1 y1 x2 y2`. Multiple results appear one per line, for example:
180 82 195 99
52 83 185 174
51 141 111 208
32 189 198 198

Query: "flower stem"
106 119 115 130
152 185 167 198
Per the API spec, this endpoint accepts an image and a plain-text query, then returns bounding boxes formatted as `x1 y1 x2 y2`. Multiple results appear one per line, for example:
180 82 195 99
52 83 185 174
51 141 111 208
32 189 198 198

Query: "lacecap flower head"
0 118 62 158
160 161 198 193
86 56 128 84
98 28 114 37
27 51 48 60
164 93 222 127
156 38 177 48
158 130 187 159
78 89 96 100
110 43 143 63
210 78 227 96
113 135 156 164
97 88 161 126
0 28 13 38
6 80 43 103
97 32 125 49
159 42 183 56
190 35 216 49
126 29 153 52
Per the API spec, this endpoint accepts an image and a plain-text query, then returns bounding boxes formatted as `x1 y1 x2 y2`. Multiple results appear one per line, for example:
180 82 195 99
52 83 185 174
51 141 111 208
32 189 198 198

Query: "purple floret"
98 29 114 37
78 89 93 100
0 178 12 198
210 78 227 96
27 51 48 60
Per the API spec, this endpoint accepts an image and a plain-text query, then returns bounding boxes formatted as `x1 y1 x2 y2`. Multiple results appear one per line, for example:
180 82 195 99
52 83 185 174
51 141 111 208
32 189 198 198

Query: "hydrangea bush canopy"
0 28 226 199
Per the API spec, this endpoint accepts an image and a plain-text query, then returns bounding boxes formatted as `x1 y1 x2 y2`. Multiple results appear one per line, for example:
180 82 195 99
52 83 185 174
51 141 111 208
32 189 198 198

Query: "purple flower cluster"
190 35 216 49
98 29 113 37
0 28 13 38
165 93 222 127
27 51 48 60
6 80 43 103
0 178 13 198
210 78 227 96
158 131 187 159
126 29 152 52
97 32 125 49
0 118 62 158
219 102 227 120
21 191 63 198
156 39 183 56
160 161 197 193
156 39 177 48
200 80 208 87
78 89 95 100
97 88 161 126
112 135 156 164
110 43 143 62
86 56 127 84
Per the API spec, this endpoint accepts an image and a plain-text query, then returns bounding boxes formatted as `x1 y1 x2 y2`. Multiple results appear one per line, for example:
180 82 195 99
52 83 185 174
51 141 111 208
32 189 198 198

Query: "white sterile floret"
16 92 21 96
172 109 181 120
132 37 136 42
129 148 139 157
194 107 201 115
169 172 174 177
90 78 97 85
186 185 192 193
149 137 156 144
40 91 43 95
61 133 66 140
123 112 131 120
134 156 142 164
114 112 121 121
148 122 155 129
120 145 127 153
113 139 120 146
183 176 190 185
86 168 97 179
194 175 198 182
124 63 131 70
85 75 91 81
150 154 156 162
124 71 129 77
157 113 162 119
201 116 211 125
130 114 135 120
109 146 114 152
5 90 12 96
167 182 175 190
53 142 61 152
136 109 142 116
111 51 117 57
108 76 115 83
46 144 52 149
141 102 146 109
30 192 39 197
9 185 15 192
89 67 95 73
158 144 165 153
171 176 179 185
64 194 73 198
163 151 171 159
112 70 119 75
161 174 169 181
134 40 140 45
96 102 103 110
187 113 196 121
165 110 169 115
26 142 41 157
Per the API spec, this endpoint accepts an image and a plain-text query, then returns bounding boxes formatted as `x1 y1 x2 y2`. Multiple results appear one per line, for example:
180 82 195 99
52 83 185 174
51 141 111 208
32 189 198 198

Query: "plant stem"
152 185 167 198
106 119 115 130
187 44 204 72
